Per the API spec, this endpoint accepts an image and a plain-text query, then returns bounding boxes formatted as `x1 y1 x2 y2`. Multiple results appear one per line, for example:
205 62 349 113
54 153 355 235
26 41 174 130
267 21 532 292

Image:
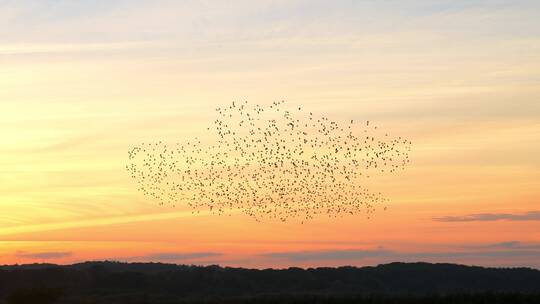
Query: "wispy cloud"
433 211 540 222
486 241 523 248
117 252 223 263
261 249 393 262
141 252 222 261
261 246 540 263
0 210 216 237
464 241 540 250
15 251 72 259
0 42 154 55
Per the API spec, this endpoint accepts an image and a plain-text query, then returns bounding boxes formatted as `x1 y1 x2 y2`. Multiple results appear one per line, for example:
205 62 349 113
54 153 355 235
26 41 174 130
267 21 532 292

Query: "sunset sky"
1 0 540 268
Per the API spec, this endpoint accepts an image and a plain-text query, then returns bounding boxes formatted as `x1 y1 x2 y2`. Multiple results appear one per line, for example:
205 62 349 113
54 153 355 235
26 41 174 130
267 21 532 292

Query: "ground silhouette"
1 262 540 303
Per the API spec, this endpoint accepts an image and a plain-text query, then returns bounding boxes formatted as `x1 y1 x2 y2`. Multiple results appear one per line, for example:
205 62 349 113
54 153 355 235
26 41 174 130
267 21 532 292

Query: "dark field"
6 292 540 304
2 262 540 304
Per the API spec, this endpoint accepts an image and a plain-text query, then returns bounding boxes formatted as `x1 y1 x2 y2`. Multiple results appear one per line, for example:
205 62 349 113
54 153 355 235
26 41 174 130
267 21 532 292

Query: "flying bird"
126 101 412 222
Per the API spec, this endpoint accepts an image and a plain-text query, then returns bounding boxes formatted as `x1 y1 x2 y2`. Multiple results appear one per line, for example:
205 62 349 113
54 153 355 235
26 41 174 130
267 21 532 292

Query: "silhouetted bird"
126 101 412 222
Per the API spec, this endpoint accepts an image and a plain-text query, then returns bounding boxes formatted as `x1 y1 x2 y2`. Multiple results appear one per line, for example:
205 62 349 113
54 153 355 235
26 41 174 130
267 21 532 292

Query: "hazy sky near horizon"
1 0 540 268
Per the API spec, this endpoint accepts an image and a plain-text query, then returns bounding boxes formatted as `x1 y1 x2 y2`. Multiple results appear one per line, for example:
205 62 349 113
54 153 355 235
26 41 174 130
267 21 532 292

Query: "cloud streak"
464 241 540 250
262 249 394 262
15 251 72 259
433 211 540 222
116 252 223 263
0 42 154 55
0 210 217 237
261 247 540 263
141 252 222 261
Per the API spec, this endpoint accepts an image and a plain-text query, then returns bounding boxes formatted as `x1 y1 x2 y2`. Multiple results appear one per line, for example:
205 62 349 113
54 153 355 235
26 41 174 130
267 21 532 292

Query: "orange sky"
1 0 540 268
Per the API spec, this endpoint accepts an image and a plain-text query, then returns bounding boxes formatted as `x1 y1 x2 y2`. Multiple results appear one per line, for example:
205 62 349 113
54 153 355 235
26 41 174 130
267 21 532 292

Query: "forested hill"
1 262 540 303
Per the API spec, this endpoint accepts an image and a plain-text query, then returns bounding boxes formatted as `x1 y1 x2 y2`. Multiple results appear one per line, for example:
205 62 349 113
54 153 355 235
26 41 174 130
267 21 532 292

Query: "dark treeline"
1 262 540 304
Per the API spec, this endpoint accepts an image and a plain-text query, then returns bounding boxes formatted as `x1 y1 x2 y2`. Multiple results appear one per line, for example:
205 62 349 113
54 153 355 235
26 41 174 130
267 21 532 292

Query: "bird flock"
126 101 412 222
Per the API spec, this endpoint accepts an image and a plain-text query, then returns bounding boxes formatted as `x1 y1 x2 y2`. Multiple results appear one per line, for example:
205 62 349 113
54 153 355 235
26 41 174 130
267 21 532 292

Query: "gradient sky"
1 0 540 268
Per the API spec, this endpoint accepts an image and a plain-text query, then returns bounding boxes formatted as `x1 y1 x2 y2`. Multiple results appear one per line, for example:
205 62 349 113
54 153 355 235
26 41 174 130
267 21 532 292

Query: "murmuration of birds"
126 101 412 222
